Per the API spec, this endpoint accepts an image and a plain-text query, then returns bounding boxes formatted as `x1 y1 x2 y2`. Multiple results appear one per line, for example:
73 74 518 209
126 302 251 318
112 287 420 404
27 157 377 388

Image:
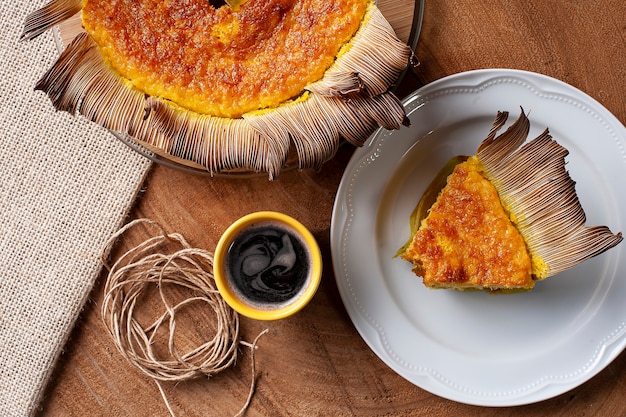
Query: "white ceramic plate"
330 69 626 406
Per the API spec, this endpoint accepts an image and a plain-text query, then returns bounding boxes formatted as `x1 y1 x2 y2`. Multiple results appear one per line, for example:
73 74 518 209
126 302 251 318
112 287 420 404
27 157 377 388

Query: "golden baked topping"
402 157 534 291
82 0 369 118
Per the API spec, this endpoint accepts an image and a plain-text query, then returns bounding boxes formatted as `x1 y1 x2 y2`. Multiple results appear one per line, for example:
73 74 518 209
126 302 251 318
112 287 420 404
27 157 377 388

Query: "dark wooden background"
38 0 626 415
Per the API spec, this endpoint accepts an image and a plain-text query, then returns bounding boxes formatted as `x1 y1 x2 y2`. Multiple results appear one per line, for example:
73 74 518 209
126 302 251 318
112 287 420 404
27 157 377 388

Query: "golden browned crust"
402 157 534 291
82 0 369 118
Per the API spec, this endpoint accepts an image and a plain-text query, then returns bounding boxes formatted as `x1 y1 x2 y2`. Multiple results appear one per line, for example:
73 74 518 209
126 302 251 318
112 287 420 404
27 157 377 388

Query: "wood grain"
36 1 625 416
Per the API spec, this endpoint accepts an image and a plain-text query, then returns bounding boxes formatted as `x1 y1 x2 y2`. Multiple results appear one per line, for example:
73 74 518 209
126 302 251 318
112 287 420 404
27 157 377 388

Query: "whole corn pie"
21 0 413 178
400 109 623 292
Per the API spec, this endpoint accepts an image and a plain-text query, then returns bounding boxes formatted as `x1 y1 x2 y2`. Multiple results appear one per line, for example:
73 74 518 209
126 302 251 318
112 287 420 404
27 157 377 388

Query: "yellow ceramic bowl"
214 211 322 320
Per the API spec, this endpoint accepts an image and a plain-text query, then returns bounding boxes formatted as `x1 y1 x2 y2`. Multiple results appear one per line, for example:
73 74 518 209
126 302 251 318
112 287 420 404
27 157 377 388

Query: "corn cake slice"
402 156 534 291
401 109 622 292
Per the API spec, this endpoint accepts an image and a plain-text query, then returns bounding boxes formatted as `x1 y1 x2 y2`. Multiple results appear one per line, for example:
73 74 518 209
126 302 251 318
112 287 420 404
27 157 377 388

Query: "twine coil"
101 218 266 417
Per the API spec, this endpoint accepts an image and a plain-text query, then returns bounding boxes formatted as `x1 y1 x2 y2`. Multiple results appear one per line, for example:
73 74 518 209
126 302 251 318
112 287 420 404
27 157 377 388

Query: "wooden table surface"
37 1 626 416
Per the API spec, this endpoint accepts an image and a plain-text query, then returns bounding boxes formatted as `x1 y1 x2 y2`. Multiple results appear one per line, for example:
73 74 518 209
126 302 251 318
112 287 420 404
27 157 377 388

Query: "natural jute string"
100 218 267 417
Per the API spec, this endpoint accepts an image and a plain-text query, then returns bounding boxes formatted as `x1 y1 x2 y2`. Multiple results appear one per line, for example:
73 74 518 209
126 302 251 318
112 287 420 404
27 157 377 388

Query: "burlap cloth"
0 2 153 416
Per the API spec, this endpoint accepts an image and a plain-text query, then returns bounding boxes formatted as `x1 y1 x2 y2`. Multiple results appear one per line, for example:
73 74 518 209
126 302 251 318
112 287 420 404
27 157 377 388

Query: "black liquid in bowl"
225 221 311 307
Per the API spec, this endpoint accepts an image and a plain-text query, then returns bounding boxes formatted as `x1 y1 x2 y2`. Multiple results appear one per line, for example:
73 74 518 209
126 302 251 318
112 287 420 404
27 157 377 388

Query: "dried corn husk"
21 0 413 178
20 0 81 41
477 109 623 279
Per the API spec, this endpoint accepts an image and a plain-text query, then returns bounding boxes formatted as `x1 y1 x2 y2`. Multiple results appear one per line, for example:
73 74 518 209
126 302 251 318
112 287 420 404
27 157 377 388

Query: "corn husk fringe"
306 6 410 98
477 109 623 279
21 0 412 178
20 0 81 41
